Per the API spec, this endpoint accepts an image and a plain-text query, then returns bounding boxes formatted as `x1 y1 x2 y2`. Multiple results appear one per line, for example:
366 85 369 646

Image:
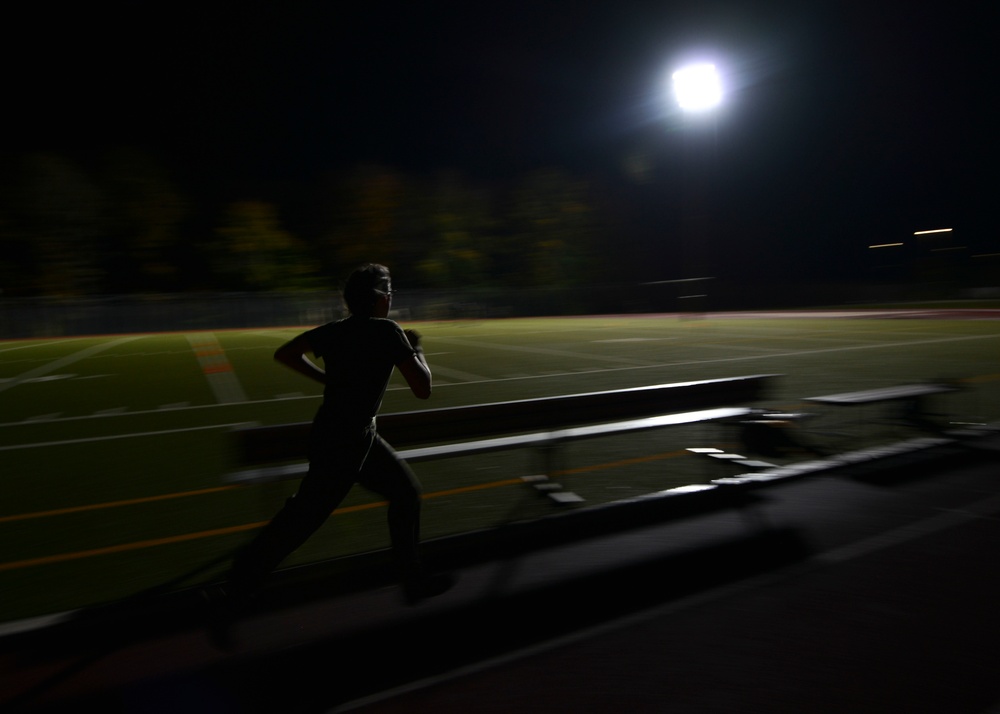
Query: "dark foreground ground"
3 433 1000 713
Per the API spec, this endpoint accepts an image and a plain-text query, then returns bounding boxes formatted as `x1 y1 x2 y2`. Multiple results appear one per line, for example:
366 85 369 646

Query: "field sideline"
2 311 999 623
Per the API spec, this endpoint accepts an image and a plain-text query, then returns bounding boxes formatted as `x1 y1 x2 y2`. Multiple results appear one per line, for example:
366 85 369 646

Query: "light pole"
672 63 723 113
670 62 722 315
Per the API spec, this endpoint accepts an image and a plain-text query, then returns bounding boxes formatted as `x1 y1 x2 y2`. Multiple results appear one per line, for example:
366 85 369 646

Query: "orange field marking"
0 453 688 572
0 522 267 573
0 486 241 524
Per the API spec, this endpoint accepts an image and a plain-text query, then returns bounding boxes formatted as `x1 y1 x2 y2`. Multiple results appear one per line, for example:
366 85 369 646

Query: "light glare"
913 228 953 235
672 64 723 111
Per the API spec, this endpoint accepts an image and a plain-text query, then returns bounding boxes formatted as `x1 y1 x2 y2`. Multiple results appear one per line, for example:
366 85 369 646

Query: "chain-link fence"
0 280 961 339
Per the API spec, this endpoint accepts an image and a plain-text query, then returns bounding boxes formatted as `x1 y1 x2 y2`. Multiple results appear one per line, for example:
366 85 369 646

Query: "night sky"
4 1 992 282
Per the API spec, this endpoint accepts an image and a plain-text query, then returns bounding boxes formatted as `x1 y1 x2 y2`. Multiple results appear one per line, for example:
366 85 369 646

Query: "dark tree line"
0 149 632 297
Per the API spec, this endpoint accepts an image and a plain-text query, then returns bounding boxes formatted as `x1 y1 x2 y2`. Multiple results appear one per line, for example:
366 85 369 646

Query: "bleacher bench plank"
805 383 957 406
232 374 780 468
228 406 754 484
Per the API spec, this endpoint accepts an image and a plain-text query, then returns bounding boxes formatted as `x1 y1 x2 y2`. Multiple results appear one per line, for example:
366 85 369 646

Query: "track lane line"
0 451 690 571
0 486 242 524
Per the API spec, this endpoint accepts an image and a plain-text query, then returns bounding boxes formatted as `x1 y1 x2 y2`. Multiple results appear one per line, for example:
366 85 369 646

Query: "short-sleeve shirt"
304 316 415 430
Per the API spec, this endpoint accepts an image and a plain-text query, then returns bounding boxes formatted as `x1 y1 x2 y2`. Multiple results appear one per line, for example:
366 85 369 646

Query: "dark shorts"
303 423 421 504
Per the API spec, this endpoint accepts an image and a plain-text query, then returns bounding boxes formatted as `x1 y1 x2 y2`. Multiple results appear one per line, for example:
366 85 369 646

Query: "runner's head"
344 263 392 317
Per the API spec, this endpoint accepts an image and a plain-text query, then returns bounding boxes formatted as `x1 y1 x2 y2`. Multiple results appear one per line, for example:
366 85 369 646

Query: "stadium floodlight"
672 63 723 112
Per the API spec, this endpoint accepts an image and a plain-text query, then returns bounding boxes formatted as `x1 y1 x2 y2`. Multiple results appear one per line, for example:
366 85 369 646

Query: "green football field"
2 312 999 624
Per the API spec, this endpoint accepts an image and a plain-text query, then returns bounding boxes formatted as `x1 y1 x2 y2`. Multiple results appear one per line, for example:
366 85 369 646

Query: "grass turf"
1 313 998 622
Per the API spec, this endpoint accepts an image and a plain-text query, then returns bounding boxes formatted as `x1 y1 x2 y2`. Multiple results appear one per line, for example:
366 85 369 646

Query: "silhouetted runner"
207 263 452 647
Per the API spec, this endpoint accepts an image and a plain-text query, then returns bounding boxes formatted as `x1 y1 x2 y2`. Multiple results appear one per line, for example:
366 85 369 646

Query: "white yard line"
437 332 1000 383
434 336 664 366
0 422 255 451
686 342 792 354
0 339 85 354
429 331 1000 389
678 331 1000 364
0 335 143 395
186 333 248 404
430 364 491 382
2 331 996 429
0 393 318 429
594 337 679 343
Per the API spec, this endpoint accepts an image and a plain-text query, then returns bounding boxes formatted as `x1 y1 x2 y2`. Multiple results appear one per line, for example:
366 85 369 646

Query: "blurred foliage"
1 153 104 296
417 170 495 287
0 150 609 296
506 168 600 287
99 148 188 292
211 201 321 290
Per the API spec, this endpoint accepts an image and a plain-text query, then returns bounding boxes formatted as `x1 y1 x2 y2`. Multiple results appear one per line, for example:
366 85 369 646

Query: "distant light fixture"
913 228 953 235
870 243 904 249
672 63 723 112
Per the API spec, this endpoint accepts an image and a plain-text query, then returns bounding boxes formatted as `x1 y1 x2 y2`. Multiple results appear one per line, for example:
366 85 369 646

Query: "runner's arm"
274 334 326 386
398 329 432 399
